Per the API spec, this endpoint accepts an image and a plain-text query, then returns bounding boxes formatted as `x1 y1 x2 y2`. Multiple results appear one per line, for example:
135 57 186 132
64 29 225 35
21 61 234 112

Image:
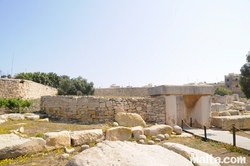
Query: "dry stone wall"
94 87 149 97
40 96 165 124
0 79 57 99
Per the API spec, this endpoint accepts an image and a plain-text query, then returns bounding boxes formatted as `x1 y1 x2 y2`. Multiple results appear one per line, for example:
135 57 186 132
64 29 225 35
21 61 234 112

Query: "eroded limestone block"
211 115 250 130
144 124 173 136
163 142 220 166
105 127 132 141
44 131 70 147
70 129 104 146
115 112 146 127
228 109 239 116
131 126 144 139
0 134 45 160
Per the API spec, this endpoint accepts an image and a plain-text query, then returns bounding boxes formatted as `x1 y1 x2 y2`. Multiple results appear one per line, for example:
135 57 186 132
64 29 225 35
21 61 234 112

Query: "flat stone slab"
0 133 45 159
148 85 214 96
211 115 250 130
66 141 193 166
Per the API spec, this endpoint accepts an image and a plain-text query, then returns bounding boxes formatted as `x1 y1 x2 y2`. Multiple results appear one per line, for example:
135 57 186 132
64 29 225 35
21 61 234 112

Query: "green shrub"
0 97 33 113
214 87 232 96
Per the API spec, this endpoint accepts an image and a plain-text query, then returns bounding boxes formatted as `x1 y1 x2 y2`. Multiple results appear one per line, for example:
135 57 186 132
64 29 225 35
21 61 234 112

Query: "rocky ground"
0 112 250 166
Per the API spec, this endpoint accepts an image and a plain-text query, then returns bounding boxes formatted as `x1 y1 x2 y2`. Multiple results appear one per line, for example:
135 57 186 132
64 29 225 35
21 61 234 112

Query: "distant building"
224 73 244 97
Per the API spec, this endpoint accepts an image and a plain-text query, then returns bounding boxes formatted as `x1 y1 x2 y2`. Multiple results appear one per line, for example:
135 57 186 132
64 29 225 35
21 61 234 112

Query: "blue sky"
1 0 250 88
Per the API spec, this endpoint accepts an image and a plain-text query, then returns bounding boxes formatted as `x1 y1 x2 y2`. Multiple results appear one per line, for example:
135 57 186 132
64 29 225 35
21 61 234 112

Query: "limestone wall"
212 94 239 104
40 96 165 124
0 79 57 99
94 87 149 97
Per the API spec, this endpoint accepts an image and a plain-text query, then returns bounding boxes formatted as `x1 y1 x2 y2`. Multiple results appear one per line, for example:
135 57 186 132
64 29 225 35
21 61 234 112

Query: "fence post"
190 117 192 127
203 126 207 141
181 119 184 130
232 124 236 146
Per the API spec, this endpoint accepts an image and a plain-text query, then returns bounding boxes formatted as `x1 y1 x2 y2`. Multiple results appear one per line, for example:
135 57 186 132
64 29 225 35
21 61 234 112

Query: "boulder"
106 127 132 141
0 133 45 159
70 129 104 146
173 125 182 135
66 141 193 166
164 134 170 140
115 112 146 127
148 140 155 145
138 135 147 141
144 124 173 136
112 122 119 127
163 142 220 166
131 126 144 139
157 134 165 141
44 131 70 147
246 105 250 111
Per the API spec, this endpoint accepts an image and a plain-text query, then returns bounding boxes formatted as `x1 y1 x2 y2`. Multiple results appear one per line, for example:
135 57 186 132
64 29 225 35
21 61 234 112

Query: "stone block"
105 127 132 141
44 131 70 147
144 124 173 136
70 129 104 146
115 112 146 127
211 115 250 130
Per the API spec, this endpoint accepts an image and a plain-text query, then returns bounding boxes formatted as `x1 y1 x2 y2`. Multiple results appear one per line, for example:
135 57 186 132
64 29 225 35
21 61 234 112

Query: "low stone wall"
40 96 165 124
212 94 239 104
94 87 149 97
0 79 57 99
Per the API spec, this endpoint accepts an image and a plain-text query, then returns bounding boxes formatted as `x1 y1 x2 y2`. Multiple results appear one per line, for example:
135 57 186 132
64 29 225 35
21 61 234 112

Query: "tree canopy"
239 51 250 98
15 72 94 96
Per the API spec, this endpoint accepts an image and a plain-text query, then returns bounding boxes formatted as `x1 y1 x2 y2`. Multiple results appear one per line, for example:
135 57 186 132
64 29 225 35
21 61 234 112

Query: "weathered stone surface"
163 142 220 166
115 112 146 127
218 111 231 116
24 113 40 120
164 134 170 140
0 134 45 159
157 134 165 141
144 124 173 136
148 140 155 145
246 105 250 111
80 145 90 151
112 122 119 127
66 141 193 166
8 113 25 121
138 139 145 144
211 115 250 130
211 103 226 112
38 118 49 122
228 109 239 116
44 131 70 147
105 127 132 141
70 129 104 146
173 125 182 135
148 85 214 96
138 135 147 140
132 126 144 139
